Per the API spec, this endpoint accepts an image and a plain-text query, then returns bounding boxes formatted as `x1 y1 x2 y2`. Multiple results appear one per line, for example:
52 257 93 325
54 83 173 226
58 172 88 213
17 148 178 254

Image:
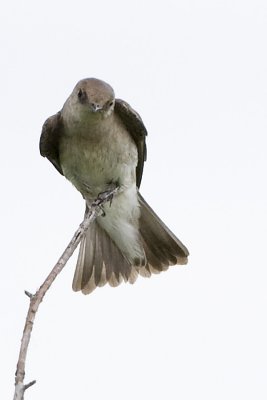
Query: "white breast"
59 112 138 198
59 109 143 263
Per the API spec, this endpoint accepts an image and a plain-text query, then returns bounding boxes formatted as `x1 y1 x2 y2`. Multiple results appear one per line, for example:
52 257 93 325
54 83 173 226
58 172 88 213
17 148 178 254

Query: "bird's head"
69 78 115 120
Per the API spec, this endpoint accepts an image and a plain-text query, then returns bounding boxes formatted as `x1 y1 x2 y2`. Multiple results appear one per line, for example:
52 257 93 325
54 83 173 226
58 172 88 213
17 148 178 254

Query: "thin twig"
13 188 119 400
24 291 33 299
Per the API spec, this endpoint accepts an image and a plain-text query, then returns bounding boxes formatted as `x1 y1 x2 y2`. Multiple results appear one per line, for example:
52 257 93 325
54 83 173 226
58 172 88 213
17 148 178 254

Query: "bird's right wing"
39 111 64 175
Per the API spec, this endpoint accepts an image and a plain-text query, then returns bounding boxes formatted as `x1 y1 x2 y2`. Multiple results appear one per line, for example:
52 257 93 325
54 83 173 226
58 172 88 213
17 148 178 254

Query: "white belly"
59 121 144 263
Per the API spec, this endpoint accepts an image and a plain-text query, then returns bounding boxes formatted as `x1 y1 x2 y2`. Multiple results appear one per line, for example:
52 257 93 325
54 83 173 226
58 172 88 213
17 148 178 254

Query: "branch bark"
13 188 118 400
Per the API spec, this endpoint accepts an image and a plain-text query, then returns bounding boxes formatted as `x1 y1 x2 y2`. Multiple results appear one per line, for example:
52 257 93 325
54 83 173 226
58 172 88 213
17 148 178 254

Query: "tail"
138 193 188 277
72 194 189 294
72 221 138 294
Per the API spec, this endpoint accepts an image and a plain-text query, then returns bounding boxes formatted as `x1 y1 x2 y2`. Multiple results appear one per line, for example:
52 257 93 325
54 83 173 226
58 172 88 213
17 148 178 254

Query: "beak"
90 102 103 112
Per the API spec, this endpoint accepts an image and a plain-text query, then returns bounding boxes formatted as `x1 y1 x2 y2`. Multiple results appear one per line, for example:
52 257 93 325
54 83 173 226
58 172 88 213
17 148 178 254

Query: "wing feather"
39 111 63 175
114 99 147 188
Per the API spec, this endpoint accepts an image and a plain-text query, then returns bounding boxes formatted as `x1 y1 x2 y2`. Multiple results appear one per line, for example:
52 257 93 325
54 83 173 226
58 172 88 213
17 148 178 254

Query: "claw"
100 205 106 217
96 190 112 203
91 183 119 216
108 193 113 207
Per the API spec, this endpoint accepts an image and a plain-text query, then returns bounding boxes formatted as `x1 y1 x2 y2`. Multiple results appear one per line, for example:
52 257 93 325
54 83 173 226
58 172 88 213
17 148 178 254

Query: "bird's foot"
92 183 119 215
96 190 114 206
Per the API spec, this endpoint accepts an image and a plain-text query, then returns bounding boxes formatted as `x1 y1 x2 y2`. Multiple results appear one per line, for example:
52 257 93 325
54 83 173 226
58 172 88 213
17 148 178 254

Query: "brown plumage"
40 78 189 294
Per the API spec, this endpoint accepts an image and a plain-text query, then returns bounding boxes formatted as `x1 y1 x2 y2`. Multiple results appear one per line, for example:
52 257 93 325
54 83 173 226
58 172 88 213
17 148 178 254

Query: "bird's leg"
92 182 120 214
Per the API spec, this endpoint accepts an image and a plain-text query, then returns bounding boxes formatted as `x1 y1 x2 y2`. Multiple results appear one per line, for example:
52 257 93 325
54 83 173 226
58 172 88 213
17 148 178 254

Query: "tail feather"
72 195 189 294
82 223 96 285
93 230 104 286
138 193 189 269
72 221 137 294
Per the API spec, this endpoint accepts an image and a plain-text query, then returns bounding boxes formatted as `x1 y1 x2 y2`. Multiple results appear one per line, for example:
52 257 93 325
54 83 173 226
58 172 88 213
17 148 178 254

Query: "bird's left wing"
115 99 147 188
39 111 64 175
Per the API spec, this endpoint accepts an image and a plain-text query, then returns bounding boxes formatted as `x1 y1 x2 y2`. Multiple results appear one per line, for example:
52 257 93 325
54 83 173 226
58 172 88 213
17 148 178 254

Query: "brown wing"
115 99 147 188
39 111 64 175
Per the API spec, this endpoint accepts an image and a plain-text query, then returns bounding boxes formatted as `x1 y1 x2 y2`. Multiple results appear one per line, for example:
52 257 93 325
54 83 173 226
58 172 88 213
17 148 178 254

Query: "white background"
1 1 267 399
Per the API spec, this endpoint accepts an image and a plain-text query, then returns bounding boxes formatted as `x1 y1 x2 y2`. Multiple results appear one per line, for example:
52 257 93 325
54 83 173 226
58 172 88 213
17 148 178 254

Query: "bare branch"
13 188 119 400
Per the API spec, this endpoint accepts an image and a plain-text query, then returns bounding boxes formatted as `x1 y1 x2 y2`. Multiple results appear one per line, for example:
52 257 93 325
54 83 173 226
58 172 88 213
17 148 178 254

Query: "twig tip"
24 291 33 299
24 380 36 391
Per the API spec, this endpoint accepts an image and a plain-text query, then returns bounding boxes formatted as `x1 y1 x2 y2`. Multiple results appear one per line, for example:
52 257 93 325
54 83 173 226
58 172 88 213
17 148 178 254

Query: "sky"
1 0 267 399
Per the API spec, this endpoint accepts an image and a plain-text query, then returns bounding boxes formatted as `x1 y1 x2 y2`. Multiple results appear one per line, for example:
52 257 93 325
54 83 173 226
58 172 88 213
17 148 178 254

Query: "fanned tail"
72 195 189 294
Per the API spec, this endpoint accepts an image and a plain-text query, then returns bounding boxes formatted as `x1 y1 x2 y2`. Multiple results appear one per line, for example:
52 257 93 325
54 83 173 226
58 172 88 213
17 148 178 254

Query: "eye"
77 89 87 103
109 101 114 107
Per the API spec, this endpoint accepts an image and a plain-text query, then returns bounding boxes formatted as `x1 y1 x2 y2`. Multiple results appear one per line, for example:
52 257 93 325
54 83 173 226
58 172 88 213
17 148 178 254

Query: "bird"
40 78 189 294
